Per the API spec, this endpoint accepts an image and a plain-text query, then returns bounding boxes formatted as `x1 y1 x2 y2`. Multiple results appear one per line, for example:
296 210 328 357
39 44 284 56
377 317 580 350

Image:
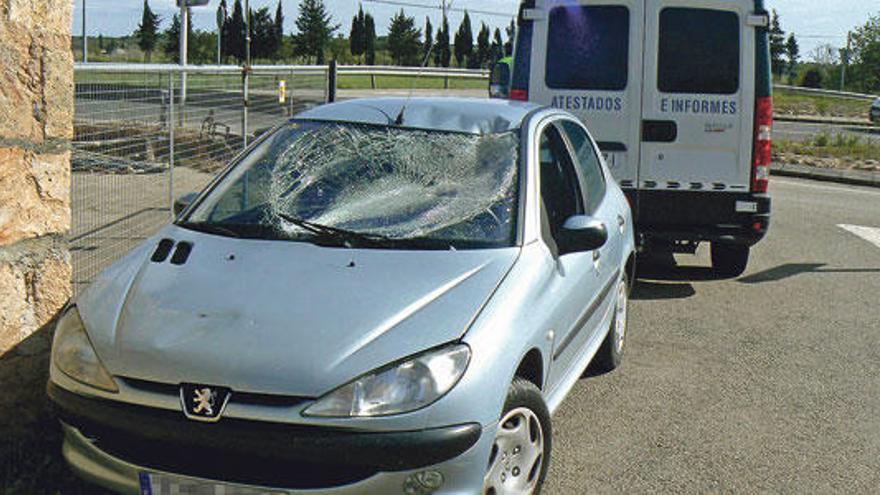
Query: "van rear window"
658 8 740 94
545 6 629 91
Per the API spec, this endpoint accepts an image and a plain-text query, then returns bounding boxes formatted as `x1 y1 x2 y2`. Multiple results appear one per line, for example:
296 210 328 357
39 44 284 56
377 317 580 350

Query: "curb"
772 162 880 188
774 115 873 127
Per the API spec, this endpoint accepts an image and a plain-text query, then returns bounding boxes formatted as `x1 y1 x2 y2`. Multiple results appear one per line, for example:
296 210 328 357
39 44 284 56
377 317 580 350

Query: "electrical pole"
82 0 88 63
180 2 188 124
216 4 225 65
840 33 851 92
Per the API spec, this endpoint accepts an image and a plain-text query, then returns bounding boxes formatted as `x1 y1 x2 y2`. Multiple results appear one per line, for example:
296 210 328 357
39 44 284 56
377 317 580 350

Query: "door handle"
642 120 678 143
617 215 626 227
593 250 601 262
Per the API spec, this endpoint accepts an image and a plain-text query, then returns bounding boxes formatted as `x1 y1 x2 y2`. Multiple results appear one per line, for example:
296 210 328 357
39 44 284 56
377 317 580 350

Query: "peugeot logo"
180 383 231 422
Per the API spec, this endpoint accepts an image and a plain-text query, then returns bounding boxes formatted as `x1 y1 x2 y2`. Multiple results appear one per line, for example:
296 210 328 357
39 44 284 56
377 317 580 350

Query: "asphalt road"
544 176 880 492
775 119 880 144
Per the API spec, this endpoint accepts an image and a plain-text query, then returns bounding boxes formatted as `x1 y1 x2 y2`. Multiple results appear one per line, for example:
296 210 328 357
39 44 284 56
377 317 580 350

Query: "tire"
483 378 552 495
592 276 629 374
711 243 750 278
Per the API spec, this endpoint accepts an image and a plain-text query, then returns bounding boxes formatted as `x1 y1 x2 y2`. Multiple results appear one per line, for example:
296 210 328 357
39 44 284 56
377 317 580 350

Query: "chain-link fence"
71 64 330 293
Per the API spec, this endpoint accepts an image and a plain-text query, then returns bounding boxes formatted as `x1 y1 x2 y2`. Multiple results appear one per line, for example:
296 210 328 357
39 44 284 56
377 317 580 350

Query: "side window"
545 6 630 91
560 121 606 215
658 8 740 94
539 124 584 242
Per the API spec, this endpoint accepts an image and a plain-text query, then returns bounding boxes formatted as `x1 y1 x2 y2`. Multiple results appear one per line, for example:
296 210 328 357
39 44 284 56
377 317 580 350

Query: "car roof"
295 97 543 135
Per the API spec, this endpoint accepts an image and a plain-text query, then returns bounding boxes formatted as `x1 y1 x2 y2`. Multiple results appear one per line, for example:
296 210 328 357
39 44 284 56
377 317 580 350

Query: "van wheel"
591 276 629 374
711 243 749 278
483 378 551 495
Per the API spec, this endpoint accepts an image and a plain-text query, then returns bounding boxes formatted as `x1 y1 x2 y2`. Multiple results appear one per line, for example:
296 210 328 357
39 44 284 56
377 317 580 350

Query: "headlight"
305 344 471 417
51 306 118 393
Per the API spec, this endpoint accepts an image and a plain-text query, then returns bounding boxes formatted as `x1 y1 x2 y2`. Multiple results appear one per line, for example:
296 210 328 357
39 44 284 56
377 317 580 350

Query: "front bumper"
49 382 489 494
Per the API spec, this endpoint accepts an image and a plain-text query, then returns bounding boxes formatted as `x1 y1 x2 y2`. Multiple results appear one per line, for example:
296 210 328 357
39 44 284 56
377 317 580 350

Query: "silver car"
49 98 636 495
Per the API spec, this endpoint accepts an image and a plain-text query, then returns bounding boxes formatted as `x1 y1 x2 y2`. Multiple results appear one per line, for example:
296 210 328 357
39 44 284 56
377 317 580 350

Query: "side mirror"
174 192 199 217
558 215 608 255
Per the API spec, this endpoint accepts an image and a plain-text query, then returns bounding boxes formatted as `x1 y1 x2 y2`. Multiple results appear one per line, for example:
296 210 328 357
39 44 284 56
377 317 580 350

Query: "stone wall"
0 0 74 490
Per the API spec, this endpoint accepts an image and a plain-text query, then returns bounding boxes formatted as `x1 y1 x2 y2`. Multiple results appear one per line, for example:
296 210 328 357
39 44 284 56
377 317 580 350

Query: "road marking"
774 178 880 196
838 224 880 249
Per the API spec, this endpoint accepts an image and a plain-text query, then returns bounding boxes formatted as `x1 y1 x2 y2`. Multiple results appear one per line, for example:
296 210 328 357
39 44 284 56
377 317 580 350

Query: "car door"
640 1 755 192
537 120 615 392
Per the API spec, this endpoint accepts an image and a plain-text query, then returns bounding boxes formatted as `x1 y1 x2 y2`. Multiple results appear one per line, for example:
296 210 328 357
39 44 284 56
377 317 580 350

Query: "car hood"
78 226 519 397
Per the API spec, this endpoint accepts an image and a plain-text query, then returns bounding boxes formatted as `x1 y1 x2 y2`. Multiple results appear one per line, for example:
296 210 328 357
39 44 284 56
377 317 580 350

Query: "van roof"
296 97 542 135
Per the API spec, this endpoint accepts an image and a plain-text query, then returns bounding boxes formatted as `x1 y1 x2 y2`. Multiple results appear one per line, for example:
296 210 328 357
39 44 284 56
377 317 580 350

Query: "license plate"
140 472 287 495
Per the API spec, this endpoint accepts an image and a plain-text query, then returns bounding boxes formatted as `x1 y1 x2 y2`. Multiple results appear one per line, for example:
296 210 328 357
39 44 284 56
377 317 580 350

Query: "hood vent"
170 242 194 265
151 239 176 263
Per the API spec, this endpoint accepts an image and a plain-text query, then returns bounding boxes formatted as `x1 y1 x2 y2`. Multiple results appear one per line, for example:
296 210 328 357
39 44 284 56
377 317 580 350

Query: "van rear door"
528 0 644 190
640 2 755 193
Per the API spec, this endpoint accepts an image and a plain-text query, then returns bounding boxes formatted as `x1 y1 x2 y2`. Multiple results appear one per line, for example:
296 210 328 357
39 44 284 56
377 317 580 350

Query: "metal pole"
217 27 222 65
243 69 249 149
168 73 176 220
242 0 251 149
841 33 850 92
180 3 188 125
328 60 338 103
82 0 88 63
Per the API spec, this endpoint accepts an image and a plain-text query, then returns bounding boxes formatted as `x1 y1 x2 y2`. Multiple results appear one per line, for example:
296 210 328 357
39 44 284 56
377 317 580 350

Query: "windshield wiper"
176 221 242 238
276 213 394 246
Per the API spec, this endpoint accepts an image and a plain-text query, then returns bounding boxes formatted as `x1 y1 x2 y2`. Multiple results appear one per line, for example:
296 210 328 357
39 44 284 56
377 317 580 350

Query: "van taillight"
510 89 529 101
752 96 773 193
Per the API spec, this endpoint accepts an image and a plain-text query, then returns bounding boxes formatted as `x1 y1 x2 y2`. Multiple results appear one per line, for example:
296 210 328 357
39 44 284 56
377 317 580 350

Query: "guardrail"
773 84 876 101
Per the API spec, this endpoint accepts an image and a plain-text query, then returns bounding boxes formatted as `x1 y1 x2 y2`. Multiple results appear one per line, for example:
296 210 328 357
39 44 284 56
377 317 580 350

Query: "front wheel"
483 378 551 495
711 243 750 278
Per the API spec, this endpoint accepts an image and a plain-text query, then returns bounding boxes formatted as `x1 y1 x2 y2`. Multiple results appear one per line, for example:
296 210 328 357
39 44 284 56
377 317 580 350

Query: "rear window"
545 6 629 91
658 8 740 94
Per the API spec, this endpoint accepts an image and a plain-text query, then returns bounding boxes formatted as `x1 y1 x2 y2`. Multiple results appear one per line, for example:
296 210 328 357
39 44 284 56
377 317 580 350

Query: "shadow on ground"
739 263 880 284
0 315 106 494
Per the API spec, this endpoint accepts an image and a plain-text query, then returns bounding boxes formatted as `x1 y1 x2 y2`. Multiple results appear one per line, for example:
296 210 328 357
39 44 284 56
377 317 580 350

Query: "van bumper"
625 190 771 246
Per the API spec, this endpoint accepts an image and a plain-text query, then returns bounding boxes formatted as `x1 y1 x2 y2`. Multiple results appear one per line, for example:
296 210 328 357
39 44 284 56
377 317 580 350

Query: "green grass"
774 88 871 120
776 132 880 162
337 74 487 90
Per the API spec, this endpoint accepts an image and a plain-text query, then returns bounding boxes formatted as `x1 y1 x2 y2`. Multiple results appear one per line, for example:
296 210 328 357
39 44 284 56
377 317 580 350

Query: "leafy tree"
800 67 823 88
273 1 285 59
769 10 786 77
226 0 246 62
474 22 490 68
135 0 160 62
387 10 421 66
785 33 800 79
350 6 365 61
434 15 450 67
162 9 193 63
491 28 503 63
292 0 339 64
848 15 880 92
250 7 277 60
453 11 473 68
423 17 433 63
217 0 230 61
364 13 377 65
505 20 515 56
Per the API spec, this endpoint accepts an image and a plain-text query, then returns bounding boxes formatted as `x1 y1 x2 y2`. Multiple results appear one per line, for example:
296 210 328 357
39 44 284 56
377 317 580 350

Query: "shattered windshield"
182 121 520 249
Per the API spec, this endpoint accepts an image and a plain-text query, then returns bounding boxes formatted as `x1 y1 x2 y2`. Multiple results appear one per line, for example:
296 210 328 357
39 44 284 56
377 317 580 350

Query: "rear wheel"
483 378 551 495
711 243 750 278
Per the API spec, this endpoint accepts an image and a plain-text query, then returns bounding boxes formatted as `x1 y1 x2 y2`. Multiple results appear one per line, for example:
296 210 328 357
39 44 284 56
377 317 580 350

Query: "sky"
71 0 877 60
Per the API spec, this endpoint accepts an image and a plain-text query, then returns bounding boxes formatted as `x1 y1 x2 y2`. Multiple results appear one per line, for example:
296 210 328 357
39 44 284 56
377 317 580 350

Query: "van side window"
658 8 740 94
539 125 584 242
560 121 606 215
545 6 629 91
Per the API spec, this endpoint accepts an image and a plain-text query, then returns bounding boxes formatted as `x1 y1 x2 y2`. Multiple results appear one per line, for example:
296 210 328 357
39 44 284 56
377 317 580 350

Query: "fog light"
403 470 444 494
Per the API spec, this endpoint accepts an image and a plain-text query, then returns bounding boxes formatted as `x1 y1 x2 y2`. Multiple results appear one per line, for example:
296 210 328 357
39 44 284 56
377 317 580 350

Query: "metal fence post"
328 60 338 103
168 72 175 220
242 66 250 149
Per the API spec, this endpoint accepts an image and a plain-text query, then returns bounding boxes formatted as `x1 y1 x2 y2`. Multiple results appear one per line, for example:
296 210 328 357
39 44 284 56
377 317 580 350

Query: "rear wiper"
176 221 242 238
275 213 392 245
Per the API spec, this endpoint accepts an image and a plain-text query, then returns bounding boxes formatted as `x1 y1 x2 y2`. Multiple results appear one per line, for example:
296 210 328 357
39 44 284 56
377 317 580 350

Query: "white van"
510 0 773 276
